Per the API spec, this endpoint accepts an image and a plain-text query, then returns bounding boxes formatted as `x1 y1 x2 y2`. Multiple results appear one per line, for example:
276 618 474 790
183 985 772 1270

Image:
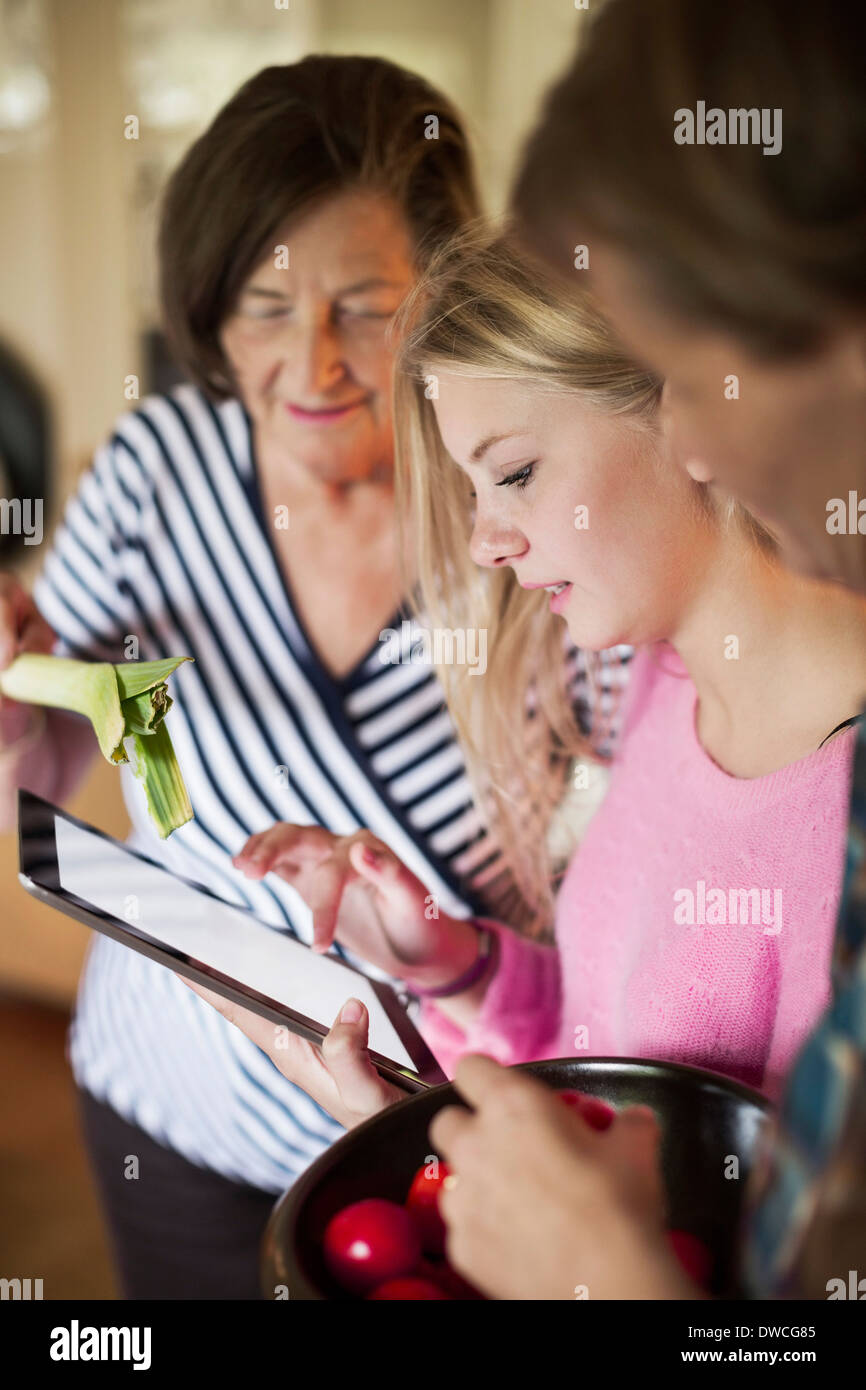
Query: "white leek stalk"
0 654 194 837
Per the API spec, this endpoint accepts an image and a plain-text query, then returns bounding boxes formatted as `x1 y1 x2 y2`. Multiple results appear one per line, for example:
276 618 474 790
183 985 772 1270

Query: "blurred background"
0 0 584 1295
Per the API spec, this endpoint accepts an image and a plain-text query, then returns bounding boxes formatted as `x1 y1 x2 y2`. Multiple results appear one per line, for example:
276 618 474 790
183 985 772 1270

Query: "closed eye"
336 305 398 321
497 462 536 490
244 305 292 320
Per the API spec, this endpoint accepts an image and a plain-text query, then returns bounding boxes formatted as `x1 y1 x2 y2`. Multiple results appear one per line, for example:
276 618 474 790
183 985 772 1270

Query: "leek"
0 654 194 837
129 721 193 836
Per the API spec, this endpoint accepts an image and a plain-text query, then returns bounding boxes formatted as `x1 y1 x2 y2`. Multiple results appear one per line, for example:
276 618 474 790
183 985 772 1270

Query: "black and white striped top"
33 384 630 1193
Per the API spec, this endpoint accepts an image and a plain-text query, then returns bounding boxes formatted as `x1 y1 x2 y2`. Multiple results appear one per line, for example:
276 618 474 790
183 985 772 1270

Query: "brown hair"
159 55 480 397
511 0 866 358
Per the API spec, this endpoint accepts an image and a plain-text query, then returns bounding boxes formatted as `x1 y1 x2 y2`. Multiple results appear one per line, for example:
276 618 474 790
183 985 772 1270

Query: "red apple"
405 1162 452 1256
323 1199 422 1296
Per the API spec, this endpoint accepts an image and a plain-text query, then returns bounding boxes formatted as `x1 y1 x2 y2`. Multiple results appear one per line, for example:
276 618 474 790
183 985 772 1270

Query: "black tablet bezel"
17 789 447 1094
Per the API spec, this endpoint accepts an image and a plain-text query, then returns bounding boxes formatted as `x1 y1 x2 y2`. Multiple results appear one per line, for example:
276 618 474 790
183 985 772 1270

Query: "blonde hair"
391 229 658 935
392 227 773 936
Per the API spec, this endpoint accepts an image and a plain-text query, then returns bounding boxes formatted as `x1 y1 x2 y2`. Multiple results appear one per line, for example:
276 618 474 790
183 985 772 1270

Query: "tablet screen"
51 815 416 1071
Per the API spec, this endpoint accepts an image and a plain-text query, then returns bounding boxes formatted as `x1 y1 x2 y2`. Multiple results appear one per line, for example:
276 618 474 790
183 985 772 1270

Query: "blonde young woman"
189 232 866 1134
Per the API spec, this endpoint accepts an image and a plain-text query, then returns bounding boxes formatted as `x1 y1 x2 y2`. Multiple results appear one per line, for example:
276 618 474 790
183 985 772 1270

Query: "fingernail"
340 998 363 1024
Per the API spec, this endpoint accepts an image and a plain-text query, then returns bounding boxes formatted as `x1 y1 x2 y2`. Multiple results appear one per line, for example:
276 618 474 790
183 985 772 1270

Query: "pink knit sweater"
419 645 856 1101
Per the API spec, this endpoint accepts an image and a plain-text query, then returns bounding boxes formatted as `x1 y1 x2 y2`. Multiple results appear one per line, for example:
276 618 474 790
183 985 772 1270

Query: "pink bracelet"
408 920 500 998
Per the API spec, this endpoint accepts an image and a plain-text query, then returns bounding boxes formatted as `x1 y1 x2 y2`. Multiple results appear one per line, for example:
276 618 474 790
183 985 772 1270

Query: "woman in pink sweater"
415 642 855 1100
188 233 866 1123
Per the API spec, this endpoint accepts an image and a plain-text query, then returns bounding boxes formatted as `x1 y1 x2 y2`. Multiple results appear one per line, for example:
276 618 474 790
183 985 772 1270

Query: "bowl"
261 1057 771 1300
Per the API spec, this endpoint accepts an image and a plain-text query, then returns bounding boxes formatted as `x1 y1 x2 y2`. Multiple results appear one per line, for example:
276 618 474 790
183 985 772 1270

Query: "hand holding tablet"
179 974 409 1130
17 791 451 1118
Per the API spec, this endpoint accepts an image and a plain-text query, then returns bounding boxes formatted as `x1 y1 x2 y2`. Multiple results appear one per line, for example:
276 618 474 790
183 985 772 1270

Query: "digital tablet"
17 790 448 1093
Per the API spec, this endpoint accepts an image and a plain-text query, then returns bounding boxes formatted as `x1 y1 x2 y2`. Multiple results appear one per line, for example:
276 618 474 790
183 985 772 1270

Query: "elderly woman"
0 56 602 1300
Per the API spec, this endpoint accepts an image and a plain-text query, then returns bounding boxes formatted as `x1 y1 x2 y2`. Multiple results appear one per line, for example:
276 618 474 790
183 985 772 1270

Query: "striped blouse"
33 383 629 1194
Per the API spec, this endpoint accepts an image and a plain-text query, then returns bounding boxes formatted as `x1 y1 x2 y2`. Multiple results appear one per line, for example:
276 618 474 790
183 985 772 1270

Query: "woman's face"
431 372 713 652
220 189 414 485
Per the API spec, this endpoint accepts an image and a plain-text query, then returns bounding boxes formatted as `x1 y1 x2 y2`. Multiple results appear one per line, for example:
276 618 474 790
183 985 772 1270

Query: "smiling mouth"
285 399 367 422
521 580 571 594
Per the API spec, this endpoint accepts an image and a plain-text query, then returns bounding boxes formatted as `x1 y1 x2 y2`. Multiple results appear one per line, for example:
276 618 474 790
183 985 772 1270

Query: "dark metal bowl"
262 1057 771 1300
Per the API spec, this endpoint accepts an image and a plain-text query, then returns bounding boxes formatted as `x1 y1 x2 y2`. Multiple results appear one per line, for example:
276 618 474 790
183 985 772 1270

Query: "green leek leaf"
0 653 195 836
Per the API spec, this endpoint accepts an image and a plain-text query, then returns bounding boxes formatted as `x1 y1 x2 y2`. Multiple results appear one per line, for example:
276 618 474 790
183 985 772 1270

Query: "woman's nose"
468 512 526 569
661 384 715 484
284 313 347 397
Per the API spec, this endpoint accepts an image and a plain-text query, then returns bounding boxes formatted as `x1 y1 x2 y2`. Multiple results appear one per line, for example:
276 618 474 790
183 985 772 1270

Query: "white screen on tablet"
53 817 415 1070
